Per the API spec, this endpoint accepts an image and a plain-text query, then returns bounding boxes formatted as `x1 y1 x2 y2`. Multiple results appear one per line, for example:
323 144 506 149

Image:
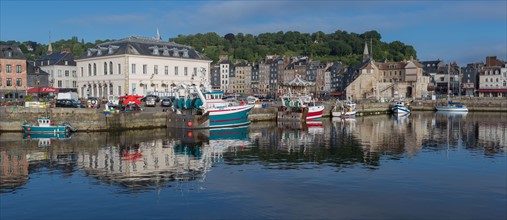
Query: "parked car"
141 95 160 103
160 97 172 107
56 99 84 108
144 96 157 107
87 97 101 108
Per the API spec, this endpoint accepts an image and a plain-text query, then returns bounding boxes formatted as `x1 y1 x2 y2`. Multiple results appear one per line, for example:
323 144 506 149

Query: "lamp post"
36 73 40 100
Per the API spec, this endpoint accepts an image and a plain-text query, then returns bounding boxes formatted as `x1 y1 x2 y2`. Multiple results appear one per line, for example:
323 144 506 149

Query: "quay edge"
0 99 505 132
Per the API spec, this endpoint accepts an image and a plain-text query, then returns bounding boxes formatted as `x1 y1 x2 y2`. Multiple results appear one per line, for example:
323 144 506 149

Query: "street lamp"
36 73 40 100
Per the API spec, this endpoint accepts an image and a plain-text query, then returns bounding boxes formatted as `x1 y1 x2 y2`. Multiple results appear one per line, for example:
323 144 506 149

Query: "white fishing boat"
331 100 357 118
391 100 411 115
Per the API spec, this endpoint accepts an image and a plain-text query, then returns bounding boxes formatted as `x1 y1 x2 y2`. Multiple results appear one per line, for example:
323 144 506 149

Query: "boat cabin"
37 117 54 127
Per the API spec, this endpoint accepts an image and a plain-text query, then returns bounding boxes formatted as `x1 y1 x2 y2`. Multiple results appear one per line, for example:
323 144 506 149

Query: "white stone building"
75 36 212 98
37 49 78 91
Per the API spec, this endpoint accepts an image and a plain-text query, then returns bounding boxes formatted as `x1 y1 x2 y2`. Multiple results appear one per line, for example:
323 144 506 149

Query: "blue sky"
1 0 506 65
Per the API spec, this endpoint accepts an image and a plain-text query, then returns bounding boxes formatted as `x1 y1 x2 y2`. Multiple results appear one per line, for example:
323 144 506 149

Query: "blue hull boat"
22 117 76 134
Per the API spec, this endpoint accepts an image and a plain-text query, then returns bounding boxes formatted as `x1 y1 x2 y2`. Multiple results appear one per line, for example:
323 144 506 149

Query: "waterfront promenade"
1 98 505 132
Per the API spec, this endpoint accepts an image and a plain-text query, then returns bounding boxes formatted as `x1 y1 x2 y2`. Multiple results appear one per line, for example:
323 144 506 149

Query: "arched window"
88 64 92 76
104 62 107 75
110 62 113 74
93 63 97 76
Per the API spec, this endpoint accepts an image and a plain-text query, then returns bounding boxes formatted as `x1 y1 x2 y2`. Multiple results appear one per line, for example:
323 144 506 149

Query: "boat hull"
22 125 68 134
306 105 324 120
208 105 254 128
435 106 468 112
392 105 410 114
332 110 357 118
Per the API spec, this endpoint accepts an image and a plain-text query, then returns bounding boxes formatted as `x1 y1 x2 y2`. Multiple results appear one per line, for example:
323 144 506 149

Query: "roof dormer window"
162 46 169 56
182 49 189 58
172 49 180 57
149 46 160 55
108 45 119 55
87 48 98 56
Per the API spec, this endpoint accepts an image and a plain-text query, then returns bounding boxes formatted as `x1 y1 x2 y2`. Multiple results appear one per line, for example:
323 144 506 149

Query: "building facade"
0 45 27 100
75 36 211 98
36 49 77 92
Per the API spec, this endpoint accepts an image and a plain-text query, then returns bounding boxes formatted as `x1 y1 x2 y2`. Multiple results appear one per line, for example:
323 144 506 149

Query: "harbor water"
1 112 506 219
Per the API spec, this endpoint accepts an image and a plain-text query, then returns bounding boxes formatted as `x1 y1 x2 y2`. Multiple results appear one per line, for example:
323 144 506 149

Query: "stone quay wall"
1 98 505 132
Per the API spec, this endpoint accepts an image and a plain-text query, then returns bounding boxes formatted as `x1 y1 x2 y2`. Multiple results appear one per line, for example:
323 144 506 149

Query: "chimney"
486 56 497 67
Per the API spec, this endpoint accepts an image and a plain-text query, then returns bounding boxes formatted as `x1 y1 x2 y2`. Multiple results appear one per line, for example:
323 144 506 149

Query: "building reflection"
76 126 252 192
1 113 505 192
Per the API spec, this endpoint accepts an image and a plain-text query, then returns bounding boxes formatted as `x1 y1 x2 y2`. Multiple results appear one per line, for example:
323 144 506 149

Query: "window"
81 67 84 77
57 70 62 77
88 64 92 76
118 64 121 75
193 67 197 76
104 62 108 75
16 65 22 73
0 64 2 73
132 64 136 74
110 62 113 74
72 70 76 77
6 78 12 86
143 64 147 74
175 66 178 76
93 63 97 76
58 80 62 87
65 61 68 65
65 70 69 77
6 65 12 73
118 86 122 96
165 66 168 75
154 65 158 75
16 78 21 86
73 81 77 88
184 67 188 76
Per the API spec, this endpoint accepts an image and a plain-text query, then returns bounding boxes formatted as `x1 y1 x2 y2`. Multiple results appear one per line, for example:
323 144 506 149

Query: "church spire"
363 41 369 62
156 28 161 41
47 31 53 55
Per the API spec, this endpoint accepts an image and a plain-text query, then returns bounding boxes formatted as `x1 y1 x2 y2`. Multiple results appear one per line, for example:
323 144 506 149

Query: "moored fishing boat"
435 101 468 112
277 76 324 122
391 100 411 115
331 100 357 118
22 117 77 134
167 84 254 129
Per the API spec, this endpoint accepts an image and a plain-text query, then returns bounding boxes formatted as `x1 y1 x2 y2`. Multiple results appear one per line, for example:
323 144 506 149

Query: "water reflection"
1 112 505 193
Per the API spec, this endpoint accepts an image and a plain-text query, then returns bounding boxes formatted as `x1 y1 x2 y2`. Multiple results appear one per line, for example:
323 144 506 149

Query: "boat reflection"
23 133 74 147
1 112 504 193
77 126 252 192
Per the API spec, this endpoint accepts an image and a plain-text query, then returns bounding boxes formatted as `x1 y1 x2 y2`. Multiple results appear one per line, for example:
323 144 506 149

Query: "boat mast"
447 63 451 101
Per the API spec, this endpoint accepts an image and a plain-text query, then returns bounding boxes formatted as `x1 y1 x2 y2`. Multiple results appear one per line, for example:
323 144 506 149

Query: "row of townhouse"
2 36 505 100
209 43 506 100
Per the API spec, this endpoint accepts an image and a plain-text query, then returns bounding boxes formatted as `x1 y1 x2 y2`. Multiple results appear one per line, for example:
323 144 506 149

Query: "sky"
1 0 506 65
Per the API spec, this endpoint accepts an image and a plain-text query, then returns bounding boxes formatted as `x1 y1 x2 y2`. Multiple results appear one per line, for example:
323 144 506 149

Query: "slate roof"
0 45 26 59
37 52 76 66
76 36 210 61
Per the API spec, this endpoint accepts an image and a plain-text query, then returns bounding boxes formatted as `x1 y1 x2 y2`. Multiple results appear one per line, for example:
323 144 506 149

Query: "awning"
26 87 59 93
477 89 507 93
329 92 344 96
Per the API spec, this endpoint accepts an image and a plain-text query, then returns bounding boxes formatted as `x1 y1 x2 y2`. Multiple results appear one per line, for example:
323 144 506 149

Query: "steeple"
47 31 53 55
363 41 369 62
156 28 161 41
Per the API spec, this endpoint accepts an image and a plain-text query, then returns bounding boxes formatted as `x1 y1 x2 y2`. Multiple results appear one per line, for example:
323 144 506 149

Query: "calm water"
1 112 506 220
